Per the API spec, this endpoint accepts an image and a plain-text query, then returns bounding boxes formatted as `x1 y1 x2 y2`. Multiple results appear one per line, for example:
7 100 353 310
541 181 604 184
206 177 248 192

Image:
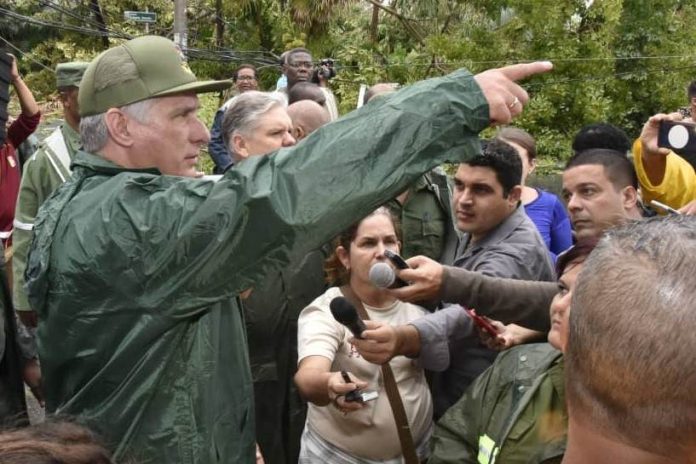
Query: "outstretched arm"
10 54 39 117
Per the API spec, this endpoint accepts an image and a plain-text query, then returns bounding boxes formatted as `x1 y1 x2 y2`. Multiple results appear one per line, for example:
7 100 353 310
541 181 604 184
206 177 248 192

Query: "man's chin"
161 167 200 178
574 226 597 240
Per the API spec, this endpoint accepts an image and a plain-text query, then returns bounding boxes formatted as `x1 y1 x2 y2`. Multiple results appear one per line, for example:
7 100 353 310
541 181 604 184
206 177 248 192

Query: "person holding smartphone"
295 207 433 463
632 112 696 214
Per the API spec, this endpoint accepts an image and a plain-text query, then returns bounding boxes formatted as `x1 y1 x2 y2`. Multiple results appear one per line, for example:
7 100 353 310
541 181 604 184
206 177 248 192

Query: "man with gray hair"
25 34 551 463
222 92 328 463
221 90 295 164
207 64 259 173
564 215 696 463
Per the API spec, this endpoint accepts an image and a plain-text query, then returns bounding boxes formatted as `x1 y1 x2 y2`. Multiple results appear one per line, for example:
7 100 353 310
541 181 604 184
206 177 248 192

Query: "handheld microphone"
368 262 408 289
330 297 366 339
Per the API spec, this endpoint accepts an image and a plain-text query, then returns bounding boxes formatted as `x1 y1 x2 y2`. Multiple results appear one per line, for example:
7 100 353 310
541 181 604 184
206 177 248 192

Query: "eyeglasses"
236 75 257 82
287 61 313 70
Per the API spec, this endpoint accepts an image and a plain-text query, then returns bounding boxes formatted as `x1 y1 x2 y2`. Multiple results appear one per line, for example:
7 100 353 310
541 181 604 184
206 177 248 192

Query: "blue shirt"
524 188 572 261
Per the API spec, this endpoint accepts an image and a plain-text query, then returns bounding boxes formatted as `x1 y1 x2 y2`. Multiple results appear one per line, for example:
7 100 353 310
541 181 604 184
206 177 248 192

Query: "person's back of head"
287 100 330 141
363 83 398 105
571 123 631 155
565 215 696 463
287 82 326 106
0 419 116 464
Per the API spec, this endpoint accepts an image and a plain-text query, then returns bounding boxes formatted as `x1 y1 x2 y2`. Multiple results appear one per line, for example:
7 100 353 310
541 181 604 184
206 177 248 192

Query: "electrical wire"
41 0 130 38
0 34 54 72
4 6 696 89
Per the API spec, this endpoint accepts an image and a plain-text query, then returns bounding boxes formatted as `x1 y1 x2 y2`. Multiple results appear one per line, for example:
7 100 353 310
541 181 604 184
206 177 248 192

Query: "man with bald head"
288 100 330 141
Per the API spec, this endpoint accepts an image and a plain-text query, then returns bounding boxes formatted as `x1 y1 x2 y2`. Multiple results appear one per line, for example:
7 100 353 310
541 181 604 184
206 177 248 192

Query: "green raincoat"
26 68 489 463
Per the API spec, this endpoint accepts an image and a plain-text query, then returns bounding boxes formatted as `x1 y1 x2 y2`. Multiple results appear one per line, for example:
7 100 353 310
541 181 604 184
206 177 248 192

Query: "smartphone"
384 249 410 269
341 371 378 402
465 308 500 338
345 389 379 403
658 120 696 151
649 200 681 215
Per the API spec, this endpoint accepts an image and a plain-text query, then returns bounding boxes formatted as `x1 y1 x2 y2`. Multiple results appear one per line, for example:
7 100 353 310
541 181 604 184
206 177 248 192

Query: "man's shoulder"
466 213 554 280
495 344 561 372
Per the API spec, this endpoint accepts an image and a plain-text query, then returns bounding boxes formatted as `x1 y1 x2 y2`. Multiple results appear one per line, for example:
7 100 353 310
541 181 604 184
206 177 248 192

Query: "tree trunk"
370 3 379 44
215 0 224 48
89 0 110 48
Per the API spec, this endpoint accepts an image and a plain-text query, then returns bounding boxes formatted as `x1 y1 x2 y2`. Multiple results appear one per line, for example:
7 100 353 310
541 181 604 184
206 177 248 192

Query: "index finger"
497 61 553 82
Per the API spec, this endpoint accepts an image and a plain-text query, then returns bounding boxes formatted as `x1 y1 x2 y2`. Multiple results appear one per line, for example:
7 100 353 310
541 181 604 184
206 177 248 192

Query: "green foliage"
6 0 696 169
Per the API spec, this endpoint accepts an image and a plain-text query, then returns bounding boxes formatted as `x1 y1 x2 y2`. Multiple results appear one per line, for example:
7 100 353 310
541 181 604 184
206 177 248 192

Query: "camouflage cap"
79 36 231 117
56 62 89 89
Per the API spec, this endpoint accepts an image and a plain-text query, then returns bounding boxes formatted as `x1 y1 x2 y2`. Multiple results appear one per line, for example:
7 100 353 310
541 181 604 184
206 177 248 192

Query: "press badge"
477 434 500 464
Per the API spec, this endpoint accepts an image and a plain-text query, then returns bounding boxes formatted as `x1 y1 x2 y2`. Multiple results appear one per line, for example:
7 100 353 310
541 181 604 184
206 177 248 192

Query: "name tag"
477 434 499 464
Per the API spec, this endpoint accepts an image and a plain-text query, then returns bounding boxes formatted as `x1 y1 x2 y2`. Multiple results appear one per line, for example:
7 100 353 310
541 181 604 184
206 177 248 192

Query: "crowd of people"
0 34 694 464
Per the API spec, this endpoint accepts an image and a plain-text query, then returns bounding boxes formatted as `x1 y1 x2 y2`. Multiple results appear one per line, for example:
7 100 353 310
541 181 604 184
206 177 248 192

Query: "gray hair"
221 91 286 155
80 99 155 153
567 215 696 458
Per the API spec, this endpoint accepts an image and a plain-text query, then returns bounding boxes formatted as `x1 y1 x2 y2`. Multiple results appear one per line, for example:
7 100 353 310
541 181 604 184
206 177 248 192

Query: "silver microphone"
369 262 396 288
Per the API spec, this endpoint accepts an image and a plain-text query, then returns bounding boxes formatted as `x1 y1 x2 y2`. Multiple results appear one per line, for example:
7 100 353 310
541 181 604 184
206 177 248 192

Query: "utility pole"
174 0 188 59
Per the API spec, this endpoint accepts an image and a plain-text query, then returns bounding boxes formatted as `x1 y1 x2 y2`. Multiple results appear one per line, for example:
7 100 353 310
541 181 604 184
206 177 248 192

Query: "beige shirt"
298 286 433 459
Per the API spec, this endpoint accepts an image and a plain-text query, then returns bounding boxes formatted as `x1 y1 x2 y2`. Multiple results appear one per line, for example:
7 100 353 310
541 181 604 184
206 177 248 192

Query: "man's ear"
622 185 638 211
508 185 523 206
232 134 249 161
528 158 537 175
293 126 304 142
104 108 134 148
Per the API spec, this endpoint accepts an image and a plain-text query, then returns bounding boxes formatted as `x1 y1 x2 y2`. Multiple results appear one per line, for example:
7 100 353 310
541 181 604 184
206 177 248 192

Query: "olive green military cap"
79 35 231 117
56 62 89 89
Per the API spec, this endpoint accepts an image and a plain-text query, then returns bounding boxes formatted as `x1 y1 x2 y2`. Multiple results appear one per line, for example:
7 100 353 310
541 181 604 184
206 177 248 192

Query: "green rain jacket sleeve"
28 68 490 318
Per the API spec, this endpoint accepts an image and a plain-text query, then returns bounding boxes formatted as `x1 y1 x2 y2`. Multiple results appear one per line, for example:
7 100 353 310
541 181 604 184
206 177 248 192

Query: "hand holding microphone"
329 297 378 406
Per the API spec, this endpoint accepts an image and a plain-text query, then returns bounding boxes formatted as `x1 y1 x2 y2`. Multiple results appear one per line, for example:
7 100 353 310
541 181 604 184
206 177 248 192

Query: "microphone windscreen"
369 262 395 288
330 297 359 325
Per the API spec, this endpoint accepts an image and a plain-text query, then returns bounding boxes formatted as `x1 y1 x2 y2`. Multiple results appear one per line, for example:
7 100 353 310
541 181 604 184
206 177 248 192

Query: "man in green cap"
25 34 551 463
13 62 88 334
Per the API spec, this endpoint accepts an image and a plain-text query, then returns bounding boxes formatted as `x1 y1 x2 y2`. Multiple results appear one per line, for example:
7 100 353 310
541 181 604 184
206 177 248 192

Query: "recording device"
330 297 367 339
311 58 336 83
657 120 696 153
384 249 409 269
341 371 379 403
465 308 500 338
649 200 681 215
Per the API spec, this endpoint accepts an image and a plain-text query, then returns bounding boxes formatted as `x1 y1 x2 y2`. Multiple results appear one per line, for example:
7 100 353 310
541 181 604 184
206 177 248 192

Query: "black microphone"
330 297 366 339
